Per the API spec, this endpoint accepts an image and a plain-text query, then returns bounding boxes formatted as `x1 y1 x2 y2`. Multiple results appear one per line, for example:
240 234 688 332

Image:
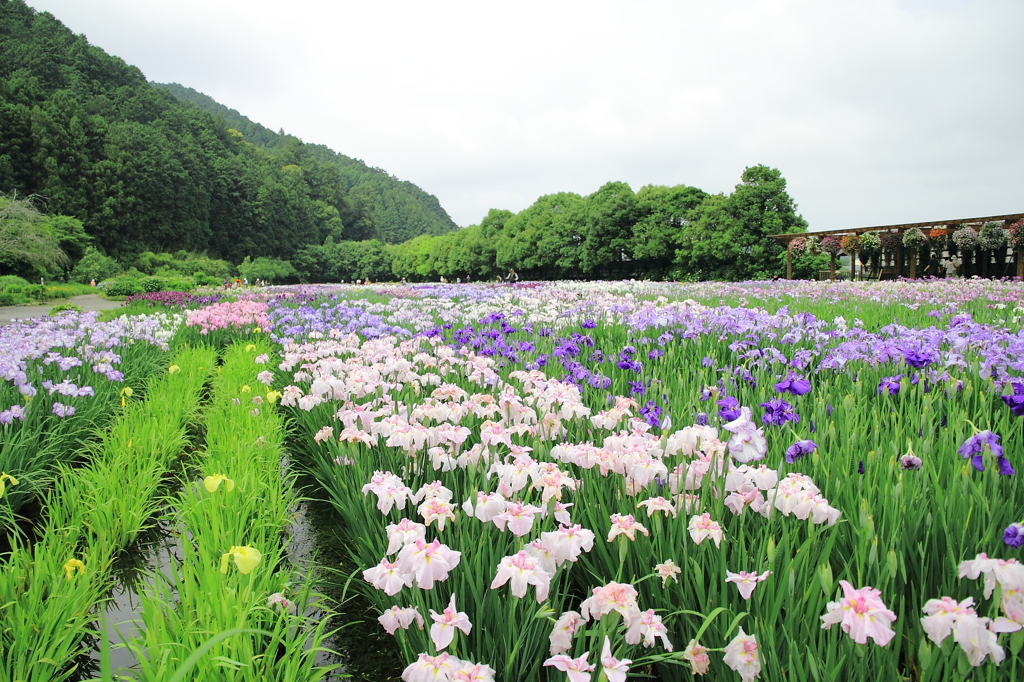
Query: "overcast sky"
27 0 1024 230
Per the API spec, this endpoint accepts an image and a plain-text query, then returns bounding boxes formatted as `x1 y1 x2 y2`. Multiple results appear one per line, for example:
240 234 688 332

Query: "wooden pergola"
770 212 1024 280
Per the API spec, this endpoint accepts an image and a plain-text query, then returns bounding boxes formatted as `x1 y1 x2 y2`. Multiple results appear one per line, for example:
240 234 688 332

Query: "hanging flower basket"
902 228 927 249
928 227 947 239
820 236 843 255
840 235 860 253
1008 221 1024 250
952 225 979 251
879 232 901 252
978 222 1008 251
858 232 882 253
804 235 821 255
789 236 807 255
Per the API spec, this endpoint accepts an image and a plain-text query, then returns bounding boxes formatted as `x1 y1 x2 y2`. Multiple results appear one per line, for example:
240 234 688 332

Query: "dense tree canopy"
386 166 807 283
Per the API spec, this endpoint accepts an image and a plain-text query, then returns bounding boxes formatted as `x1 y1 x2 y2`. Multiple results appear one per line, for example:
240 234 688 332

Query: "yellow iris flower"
0 472 19 499
168 364 180 374
240 385 251 393
203 473 235 493
120 386 133 407
245 344 257 352
220 545 262 575
265 391 282 405
63 558 85 581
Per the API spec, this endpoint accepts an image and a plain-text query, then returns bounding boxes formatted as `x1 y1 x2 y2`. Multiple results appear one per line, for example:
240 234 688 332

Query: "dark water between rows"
81 477 404 681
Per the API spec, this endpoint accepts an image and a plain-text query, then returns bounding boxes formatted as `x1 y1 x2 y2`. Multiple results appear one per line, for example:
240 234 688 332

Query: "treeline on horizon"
378 165 812 283
0 0 457 264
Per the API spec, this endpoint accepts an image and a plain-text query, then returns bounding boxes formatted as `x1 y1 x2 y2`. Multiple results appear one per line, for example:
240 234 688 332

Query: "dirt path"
0 294 125 325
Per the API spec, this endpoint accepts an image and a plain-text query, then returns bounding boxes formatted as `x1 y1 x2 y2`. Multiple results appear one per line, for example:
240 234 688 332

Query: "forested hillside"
0 0 457 265
153 83 456 244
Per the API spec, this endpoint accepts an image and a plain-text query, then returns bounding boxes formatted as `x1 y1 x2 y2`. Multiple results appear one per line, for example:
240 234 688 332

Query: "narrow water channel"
80 475 404 681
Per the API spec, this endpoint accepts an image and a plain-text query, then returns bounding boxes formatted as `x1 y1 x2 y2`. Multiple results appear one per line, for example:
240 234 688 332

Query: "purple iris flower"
958 430 1014 475
628 381 647 396
1000 380 1024 417
900 454 922 470
701 356 714 368
52 402 75 418
904 351 934 369
773 372 811 396
785 439 817 463
696 412 709 426
640 400 662 428
858 461 865 474
581 319 596 329
717 395 742 421
1004 523 1024 548
878 375 903 395
760 398 799 426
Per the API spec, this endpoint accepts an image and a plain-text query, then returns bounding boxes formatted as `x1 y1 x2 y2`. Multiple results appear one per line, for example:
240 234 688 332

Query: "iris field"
1 278 1023 681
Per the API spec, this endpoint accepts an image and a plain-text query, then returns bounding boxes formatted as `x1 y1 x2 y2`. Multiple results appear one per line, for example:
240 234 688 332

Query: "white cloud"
28 0 1024 229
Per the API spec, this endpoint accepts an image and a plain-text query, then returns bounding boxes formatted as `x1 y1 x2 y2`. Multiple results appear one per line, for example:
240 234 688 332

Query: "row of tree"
0 0 456 268
1 165 815 286
287 165 811 283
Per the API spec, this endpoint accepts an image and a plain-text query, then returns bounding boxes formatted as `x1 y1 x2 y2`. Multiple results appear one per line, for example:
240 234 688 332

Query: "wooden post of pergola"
1017 248 1023 279
896 241 903 279
786 241 793 279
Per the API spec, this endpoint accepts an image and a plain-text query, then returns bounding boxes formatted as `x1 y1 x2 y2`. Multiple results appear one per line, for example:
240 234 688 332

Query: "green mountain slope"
0 0 456 262
154 82 458 244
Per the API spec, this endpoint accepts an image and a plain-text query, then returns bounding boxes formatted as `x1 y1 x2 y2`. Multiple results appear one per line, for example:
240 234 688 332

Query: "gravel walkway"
0 294 125 325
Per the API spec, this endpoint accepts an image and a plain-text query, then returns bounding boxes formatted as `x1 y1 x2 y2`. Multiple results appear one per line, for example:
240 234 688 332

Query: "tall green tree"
581 182 638 274
0 192 68 276
632 184 707 269
677 165 806 279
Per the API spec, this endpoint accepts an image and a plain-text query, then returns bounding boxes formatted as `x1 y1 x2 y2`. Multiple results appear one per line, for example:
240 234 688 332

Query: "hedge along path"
123 341 336 682
0 345 217 682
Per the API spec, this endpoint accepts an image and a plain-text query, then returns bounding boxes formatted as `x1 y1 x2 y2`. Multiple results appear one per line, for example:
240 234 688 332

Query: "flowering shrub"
952 225 979 250
184 300 270 334
858 232 882 253
820 236 842 255
124 291 223 307
902 227 927 249
1008 221 1024 250
978 222 1008 251
879 232 901 252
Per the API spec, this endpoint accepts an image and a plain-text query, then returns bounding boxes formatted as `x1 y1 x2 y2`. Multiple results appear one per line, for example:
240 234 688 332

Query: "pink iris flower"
723 628 761 681
543 652 595 682
378 606 424 635
492 500 543 537
820 580 897 646
490 550 552 602
395 539 461 590
429 594 472 651
725 570 772 600
607 513 649 542
600 636 632 682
